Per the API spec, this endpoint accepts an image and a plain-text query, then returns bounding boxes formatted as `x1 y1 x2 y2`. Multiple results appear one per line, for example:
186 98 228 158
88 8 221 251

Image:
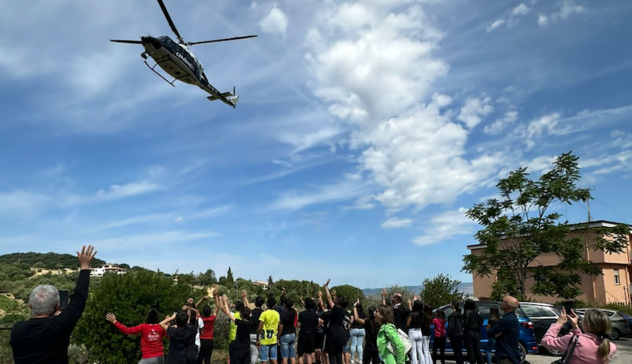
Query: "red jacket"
114 322 166 359
200 315 217 340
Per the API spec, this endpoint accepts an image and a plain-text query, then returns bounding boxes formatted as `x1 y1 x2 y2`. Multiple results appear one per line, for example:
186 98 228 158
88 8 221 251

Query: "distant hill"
0 252 107 269
362 282 474 297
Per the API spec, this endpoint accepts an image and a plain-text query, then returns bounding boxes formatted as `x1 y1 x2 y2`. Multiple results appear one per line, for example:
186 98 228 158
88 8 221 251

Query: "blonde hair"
582 309 612 363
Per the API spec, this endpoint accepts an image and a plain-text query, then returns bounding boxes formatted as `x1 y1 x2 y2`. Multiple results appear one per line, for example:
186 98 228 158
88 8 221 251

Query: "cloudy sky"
1 0 631 288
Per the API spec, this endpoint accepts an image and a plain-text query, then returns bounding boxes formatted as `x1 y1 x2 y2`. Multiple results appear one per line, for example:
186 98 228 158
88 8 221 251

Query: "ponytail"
597 337 611 363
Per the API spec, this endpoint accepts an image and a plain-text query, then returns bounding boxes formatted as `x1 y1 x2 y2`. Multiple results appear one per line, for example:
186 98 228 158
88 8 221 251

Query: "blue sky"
1 0 631 289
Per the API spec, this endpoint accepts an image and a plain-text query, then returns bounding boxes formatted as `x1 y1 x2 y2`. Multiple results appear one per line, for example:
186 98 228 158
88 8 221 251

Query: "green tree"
419 274 464 308
73 270 200 363
226 267 234 286
462 152 629 300
268 275 274 286
331 284 366 304
197 269 217 286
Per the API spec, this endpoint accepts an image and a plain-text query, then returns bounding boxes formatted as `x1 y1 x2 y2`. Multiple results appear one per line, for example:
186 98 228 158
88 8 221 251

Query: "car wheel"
545 347 564 356
519 343 527 363
610 328 621 340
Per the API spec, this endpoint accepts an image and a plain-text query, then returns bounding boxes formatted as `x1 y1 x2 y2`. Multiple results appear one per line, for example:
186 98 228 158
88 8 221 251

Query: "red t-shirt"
200 315 217 340
114 322 166 358
433 318 446 338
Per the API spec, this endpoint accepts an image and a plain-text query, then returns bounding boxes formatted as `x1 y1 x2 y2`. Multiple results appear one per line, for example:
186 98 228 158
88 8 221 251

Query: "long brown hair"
377 304 394 325
582 309 612 363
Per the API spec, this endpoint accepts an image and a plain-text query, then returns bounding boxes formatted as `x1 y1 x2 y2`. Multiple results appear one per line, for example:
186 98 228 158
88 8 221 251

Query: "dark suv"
431 301 539 363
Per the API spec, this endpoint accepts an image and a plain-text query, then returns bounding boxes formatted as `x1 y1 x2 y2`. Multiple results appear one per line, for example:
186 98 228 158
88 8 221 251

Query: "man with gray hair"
10 245 97 364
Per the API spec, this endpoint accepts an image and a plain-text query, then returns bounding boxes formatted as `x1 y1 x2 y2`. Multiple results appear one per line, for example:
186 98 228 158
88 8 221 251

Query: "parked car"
519 302 567 355
573 308 632 340
430 301 539 363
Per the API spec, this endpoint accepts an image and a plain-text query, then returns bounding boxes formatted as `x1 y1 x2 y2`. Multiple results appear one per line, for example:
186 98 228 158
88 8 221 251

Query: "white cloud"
270 175 372 210
305 2 507 212
552 1 587 20
457 97 494 129
93 181 161 201
512 4 531 17
259 5 288 36
0 191 51 217
86 231 220 251
484 110 519 135
486 19 506 33
381 217 413 229
413 208 477 246
538 13 549 27
88 214 172 232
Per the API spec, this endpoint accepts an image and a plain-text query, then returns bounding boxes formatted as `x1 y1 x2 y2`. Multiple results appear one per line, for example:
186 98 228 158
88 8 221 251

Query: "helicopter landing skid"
144 60 176 87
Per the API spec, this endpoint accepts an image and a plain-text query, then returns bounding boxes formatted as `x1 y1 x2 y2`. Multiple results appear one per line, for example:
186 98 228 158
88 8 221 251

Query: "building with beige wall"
467 220 632 305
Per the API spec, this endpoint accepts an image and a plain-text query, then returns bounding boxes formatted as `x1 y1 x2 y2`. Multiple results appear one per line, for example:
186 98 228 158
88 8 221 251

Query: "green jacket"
377 323 406 364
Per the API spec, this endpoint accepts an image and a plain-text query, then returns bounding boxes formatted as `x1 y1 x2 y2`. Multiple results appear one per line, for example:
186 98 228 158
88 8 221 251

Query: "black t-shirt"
235 319 252 344
250 307 264 334
364 319 379 351
351 311 366 329
330 306 345 326
316 311 327 334
280 309 296 336
10 270 90 364
299 310 318 335
166 324 198 364
343 312 352 331
393 304 410 332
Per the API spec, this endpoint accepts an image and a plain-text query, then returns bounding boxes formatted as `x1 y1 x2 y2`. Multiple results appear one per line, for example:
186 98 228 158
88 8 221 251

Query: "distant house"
467 220 632 305
90 263 127 277
254 280 269 290
30 267 76 277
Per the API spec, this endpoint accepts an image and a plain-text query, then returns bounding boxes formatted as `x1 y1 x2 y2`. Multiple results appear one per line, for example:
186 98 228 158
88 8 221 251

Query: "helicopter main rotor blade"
187 35 258 45
156 0 183 43
110 39 143 44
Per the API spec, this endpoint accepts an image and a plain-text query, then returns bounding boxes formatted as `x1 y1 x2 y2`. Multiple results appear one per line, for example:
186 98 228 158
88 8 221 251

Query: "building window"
614 269 620 285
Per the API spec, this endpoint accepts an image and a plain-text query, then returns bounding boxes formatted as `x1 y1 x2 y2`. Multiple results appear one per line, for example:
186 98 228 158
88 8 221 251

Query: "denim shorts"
260 344 278 362
280 333 297 358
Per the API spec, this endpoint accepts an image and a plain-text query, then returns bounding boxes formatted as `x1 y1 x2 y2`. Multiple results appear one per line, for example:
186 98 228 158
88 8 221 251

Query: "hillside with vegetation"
0 252 107 269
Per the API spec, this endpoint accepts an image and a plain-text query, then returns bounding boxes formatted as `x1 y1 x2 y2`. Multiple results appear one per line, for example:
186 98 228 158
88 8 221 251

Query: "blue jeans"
280 333 297 359
260 344 278 362
486 337 496 364
350 328 365 360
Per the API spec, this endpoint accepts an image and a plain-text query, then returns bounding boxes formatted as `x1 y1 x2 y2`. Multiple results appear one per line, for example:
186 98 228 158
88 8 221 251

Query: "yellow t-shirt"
229 311 241 342
259 309 280 345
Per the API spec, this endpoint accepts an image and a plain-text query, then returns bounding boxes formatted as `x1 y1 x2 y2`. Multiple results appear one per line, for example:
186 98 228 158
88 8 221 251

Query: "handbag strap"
561 334 580 364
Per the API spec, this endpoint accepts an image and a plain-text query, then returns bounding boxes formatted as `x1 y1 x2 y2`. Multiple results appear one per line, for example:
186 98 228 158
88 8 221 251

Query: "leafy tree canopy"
462 152 629 300
0 252 107 269
420 274 464 309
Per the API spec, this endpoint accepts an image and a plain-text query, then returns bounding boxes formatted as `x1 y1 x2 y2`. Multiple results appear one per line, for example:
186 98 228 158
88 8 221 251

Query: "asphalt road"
437 337 632 363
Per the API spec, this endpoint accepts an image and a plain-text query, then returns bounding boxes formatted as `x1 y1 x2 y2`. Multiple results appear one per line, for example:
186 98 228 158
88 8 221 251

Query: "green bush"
73 270 201 363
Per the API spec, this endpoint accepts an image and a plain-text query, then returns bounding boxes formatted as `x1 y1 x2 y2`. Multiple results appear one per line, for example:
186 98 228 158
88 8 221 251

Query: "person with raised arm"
323 279 349 364
220 295 253 364
315 291 327 364
106 308 167 364
249 295 266 364
353 299 380 364
257 295 281 364
197 287 220 364
161 306 199 364
11 245 97 364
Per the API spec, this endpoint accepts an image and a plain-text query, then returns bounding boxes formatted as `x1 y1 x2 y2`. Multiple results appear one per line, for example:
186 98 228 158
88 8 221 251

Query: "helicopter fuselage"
140 35 235 107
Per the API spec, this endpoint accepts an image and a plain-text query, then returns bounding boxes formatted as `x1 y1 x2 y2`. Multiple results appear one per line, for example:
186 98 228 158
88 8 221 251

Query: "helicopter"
111 0 257 108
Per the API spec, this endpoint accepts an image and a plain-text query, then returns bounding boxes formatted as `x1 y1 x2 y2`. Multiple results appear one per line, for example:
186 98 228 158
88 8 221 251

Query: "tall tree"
226 267 234 285
419 274 464 308
462 152 629 300
268 275 274 286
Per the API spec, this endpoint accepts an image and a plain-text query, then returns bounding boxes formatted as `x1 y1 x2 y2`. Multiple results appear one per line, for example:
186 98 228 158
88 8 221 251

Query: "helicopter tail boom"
207 91 238 108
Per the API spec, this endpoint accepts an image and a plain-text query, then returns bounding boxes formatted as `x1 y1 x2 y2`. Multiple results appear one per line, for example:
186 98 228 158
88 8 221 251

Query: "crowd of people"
8 245 619 364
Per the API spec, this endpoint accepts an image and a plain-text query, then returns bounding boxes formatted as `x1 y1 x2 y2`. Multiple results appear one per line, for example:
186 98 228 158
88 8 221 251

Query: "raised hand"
213 287 219 296
77 245 97 270
381 288 388 297
569 309 579 327
325 279 330 287
414 295 419 301
557 307 568 325
242 289 248 298
318 291 323 298
105 313 116 323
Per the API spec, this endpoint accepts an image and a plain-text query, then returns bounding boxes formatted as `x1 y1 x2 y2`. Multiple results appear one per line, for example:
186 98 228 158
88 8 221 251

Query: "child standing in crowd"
353 302 381 364
432 311 446 364
106 309 167 364
161 308 199 364
298 297 320 364
485 307 500 364
257 296 281 364
447 302 464 364
349 302 366 364
407 299 426 364
220 295 253 364
375 305 406 364
280 299 298 364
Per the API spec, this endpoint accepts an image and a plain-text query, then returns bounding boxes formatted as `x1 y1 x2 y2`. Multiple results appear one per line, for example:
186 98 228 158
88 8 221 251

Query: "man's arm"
486 316 509 337
159 313 176 331
324 279 335 309
242 290 249 307
55 245 96 333
195 296 208 309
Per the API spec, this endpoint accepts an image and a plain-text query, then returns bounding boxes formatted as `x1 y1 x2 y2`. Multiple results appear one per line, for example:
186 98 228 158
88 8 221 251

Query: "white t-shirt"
196 317 204 350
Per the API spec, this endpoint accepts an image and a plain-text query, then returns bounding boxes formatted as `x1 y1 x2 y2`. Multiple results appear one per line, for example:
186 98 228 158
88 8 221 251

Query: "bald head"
501 296 519 313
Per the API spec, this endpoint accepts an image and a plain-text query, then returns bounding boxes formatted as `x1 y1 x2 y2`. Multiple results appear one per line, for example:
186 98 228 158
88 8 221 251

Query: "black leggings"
363 348 380 364
197 339 214 364
464 330 484 364
449 335 464 364
432 337 446 364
